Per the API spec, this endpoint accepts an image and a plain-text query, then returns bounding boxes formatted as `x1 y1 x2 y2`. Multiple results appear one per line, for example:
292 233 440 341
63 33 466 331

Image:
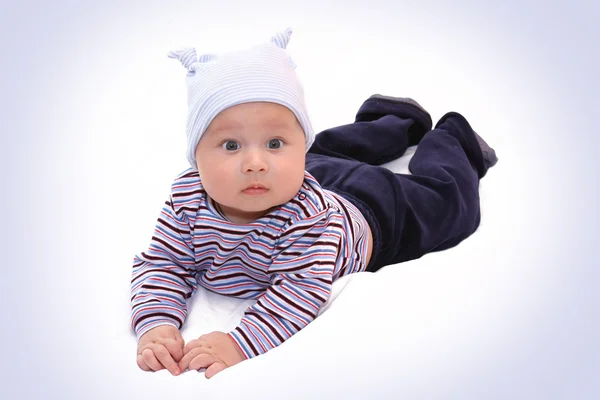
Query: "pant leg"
306 108 488 272
308 96 432 165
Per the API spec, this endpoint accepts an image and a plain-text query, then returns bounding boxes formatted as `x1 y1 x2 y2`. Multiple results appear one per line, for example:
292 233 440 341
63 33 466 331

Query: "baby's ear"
271 27 293 49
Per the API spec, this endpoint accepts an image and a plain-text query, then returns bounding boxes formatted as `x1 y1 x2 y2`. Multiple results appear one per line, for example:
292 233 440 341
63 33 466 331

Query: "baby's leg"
377 112 495 269
308 95 432 165
308 111 496 272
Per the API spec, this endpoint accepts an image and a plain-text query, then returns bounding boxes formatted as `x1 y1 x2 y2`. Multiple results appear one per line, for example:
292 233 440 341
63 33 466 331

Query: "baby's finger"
183 338 200 354
179 346 203 371
141 348 163 372
205 362 227 379
136 354 152 371
189 353 217 372
164 339 184 363
175 333 185 351
151 343 181 376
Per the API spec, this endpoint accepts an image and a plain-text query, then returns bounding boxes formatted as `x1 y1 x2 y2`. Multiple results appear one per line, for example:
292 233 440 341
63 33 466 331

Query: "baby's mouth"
242 184 268 195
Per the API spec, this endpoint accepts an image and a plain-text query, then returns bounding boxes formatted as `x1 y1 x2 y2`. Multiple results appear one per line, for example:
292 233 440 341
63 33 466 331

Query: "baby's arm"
176 210 342 378
131 191 198 373
228 211 341 359
178 212 340 377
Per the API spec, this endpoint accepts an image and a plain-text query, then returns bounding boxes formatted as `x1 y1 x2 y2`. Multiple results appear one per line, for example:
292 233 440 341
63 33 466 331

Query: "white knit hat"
168 28 314 168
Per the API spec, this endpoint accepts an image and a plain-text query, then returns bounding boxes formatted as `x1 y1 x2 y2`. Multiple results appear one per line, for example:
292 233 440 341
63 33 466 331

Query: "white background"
0 0 598 398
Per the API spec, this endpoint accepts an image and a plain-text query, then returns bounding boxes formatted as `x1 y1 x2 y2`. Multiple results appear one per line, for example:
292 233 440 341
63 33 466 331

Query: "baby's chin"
211 188 299 213
239 192 296 207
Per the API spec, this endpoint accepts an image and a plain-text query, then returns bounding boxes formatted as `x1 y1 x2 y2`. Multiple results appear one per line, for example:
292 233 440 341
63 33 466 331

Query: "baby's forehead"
207 120 300 139
209 102 300 130
211 117 291 130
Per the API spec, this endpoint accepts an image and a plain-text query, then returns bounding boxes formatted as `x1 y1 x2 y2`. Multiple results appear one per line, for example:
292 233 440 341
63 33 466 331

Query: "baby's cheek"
204 168 235 191
282 165 305 189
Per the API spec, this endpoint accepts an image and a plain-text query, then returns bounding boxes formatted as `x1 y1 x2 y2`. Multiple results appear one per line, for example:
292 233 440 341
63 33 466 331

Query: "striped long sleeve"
227 210 344 358
130 193 198 339
129 168 371 351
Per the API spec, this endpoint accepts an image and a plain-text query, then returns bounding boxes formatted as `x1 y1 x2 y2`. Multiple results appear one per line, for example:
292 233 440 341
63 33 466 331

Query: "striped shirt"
131 169 370 359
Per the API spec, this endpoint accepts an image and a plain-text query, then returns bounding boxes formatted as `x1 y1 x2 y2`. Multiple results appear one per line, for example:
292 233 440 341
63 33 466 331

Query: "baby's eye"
222 140 240 151
267 139 283 149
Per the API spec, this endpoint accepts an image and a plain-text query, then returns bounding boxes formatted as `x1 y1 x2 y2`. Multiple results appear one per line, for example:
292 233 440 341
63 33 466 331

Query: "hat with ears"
168 28 314 168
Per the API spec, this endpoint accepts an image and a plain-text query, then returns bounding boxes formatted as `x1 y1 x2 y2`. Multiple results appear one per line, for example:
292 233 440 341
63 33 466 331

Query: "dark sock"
367 94 428 114
360 94 432 146
473 131 498 169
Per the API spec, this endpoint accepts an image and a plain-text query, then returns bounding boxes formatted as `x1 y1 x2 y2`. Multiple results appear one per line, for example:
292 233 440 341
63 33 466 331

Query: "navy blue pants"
305 96 490 272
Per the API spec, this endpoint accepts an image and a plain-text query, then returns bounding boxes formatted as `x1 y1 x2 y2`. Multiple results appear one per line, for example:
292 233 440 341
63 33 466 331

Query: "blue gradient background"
1 0 598 398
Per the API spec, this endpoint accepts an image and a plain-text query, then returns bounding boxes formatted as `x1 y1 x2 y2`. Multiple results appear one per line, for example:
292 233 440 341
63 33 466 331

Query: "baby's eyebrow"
267 120 295 129
208 120 243 133
213 120 296 134
258 117 300 131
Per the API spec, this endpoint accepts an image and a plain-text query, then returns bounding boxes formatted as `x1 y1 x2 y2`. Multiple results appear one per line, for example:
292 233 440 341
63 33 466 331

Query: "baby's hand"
179 331 245 379
137 325 185 376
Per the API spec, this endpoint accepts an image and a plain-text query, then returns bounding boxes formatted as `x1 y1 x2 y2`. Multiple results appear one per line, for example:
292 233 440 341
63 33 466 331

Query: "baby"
131 28 497 379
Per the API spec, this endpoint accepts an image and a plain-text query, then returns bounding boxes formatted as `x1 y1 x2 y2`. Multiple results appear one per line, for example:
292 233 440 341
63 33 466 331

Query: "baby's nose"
242 149 268 173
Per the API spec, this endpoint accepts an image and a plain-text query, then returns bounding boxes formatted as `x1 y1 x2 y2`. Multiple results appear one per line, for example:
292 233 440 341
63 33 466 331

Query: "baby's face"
195 102 306 224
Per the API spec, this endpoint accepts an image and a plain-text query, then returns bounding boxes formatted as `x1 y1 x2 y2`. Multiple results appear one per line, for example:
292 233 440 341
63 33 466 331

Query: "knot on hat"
271 27 293 49
168 48 199 75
